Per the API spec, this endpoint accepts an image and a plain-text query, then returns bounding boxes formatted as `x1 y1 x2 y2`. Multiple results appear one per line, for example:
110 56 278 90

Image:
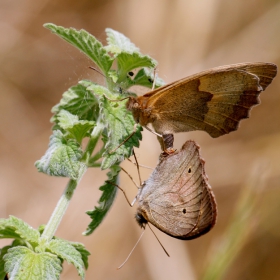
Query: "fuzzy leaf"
70 242 90 270
57 110 95 143
84 165 120 235
105 28 139 54
82 82 142 169
132 67 165 88
35 130 86 180
48 239 85 279
116 52 157 82
4 246 61 280
0 245 12 279
44 24 113 74
51 83 99 125
0 216 39 245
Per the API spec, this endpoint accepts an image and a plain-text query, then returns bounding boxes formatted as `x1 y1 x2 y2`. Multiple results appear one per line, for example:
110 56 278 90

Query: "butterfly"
126 62 277 151
135 140 216 240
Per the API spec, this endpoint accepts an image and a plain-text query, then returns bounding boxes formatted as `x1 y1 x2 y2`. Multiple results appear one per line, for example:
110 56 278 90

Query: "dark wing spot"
182 209 187 214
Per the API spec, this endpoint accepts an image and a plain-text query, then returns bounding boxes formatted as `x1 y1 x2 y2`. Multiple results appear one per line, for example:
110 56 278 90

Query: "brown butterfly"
135 140 217 240
126 62 277 151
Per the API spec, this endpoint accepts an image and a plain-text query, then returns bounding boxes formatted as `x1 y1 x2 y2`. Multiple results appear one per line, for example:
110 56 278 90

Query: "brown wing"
136 140 217 240
144 62 277 137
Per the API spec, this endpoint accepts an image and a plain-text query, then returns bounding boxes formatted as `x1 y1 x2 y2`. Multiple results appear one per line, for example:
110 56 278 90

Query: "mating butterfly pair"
122 62 277 240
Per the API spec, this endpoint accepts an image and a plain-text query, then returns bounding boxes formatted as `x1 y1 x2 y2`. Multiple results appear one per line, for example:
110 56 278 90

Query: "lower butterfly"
134 140 217 240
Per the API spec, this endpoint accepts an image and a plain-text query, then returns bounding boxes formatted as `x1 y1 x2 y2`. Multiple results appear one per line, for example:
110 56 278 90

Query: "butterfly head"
126 97 141 123
135 212 148 229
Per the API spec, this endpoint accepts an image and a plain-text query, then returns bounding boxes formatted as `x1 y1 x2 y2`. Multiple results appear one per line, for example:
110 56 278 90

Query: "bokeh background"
1 0 280 279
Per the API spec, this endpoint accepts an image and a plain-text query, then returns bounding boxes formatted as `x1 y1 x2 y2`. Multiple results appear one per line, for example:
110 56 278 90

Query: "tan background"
1 0 280 279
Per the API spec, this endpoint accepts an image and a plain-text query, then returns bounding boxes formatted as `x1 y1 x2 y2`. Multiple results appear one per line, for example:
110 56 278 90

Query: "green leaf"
70 243 90 270
44 24 113 74
4 246 61 280
57 110 95 143
116 52 157 82
82 83 142 169
132 67 165 88
51 83 99 124
84 165 121 235
0 216 39 245
48 239 85 279
0 245 12 279
35 130 87 180
105 28 140 55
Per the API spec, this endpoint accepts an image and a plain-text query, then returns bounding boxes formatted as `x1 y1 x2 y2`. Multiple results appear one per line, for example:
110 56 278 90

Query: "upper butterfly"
126 62 277 151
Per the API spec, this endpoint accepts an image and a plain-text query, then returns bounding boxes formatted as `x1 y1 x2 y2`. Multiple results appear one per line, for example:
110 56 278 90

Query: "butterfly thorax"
126 96 156 126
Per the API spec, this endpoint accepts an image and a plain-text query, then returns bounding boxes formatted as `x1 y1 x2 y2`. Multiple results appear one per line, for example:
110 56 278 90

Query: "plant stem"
82 120 104 161
40 122 104 243
40 178 81 242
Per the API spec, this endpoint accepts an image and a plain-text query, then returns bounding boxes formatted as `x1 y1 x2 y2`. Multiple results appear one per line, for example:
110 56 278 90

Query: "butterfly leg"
162 133 176 155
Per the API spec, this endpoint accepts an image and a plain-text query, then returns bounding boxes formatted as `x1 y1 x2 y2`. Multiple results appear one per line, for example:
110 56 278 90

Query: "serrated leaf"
84 165 120 235
51 83 99 124
132 67 165 88
35 130 86 180
57 110 95 143
70 243 90 270
48 239 85 279
0 245 12 279
116 52 157 82
83 83 142 169
4 246 61 280
0 216 39 245
105 28 139 54
44 24 113 74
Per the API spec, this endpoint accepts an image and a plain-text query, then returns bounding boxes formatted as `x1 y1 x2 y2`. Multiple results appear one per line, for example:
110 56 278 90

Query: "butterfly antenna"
132 149 142 185
88 66 106 78
117 230 145 269
148 223 170 257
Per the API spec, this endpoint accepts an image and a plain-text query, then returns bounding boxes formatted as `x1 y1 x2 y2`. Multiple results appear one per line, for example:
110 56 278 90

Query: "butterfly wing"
144 62 277 137
136 140 217 240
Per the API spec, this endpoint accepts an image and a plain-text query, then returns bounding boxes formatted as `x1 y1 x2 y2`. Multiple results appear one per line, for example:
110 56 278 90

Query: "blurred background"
0 0 280 279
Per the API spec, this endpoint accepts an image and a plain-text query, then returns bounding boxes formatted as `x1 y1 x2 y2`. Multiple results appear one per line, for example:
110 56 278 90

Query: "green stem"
40 122 104 243
82 121 104 161
40 179 80 242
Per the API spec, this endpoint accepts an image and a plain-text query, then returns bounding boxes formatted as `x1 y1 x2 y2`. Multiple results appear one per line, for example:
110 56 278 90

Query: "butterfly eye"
182 209 186 214
128 71 134 77
188 167 192 173
133 103 139 109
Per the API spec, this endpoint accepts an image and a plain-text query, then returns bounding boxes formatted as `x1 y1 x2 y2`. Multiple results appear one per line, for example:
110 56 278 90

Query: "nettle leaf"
101 97 142 169
4 246 61 280
82 82 142 169
70 243 90 270
0 216 39 245
51 83 99 125
84 165 120 235
35 130 86 180
48 239 85 279
132 67 165 88
44 24 113 74
105 28 140 55
57 110 95 143
0 245 12 279
116 52 157 83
